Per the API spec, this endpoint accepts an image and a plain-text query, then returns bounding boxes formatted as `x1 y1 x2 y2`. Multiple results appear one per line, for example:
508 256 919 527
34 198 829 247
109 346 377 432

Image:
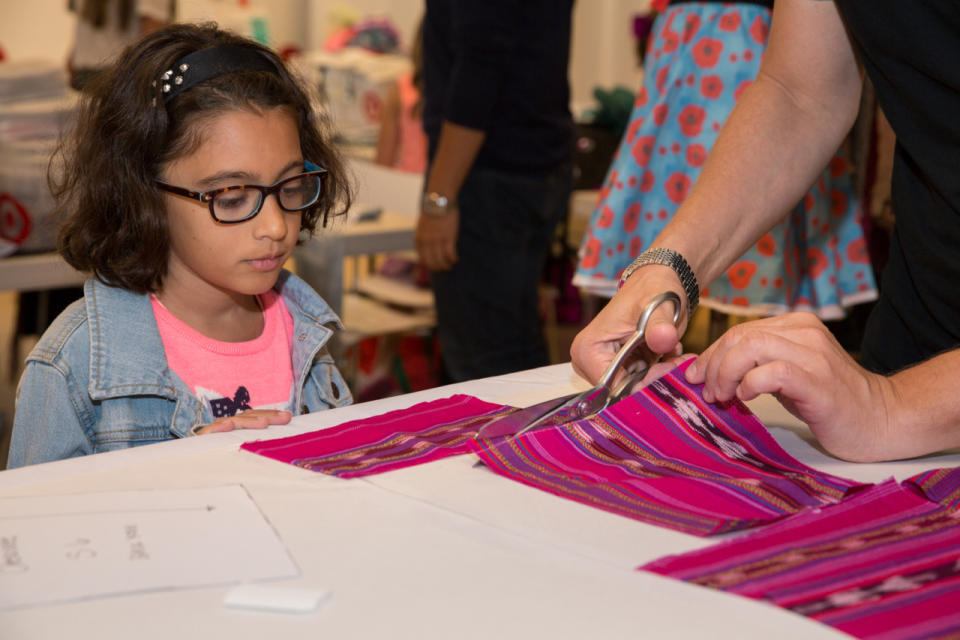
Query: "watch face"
423 192 452 216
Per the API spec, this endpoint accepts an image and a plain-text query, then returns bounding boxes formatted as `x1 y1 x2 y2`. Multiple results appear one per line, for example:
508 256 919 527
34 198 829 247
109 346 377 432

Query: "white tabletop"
2 363 957 639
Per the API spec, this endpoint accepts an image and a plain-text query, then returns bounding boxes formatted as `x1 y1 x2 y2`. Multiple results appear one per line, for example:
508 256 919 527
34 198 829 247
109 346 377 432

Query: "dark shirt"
834 0 960 373
422 0 575 173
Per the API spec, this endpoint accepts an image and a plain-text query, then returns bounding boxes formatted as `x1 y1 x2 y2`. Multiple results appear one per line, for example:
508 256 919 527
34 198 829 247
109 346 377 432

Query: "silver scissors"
476 291 682 440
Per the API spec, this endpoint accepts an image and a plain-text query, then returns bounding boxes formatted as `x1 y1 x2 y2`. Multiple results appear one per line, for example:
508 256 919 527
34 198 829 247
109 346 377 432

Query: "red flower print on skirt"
580 235 602 270
678 104 706 136
830 189 848 216
727 260 757 290
686 143 707 167
756 233 776 257
654 103 670 126
846 237 870 264
749 15 769 44
662 29 680 54
632 135 656 167
806 247 828 279
657 65 672 94
829 155 848 176
626 117 645 144
624 203 641 233
597 204 615 228
640 170 656 192
665 172 692 204
692 37 723 68
718 12 741 32
700 74 724 99
635 86 649 108
682 14 701 44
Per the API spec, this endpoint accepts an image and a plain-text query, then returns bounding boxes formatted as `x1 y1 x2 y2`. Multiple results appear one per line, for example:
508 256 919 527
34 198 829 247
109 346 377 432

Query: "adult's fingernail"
686 361 698 379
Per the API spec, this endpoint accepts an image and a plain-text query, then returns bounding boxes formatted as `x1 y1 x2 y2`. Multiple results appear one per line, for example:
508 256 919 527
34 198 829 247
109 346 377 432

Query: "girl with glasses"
9 23 354 467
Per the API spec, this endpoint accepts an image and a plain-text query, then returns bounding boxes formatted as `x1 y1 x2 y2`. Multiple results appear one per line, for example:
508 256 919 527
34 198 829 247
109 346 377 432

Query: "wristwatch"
618 248 700 318
421 191 455 217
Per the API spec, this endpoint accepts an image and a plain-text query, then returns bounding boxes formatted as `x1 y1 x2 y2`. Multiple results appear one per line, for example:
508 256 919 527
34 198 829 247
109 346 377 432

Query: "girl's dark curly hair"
53 22 351 294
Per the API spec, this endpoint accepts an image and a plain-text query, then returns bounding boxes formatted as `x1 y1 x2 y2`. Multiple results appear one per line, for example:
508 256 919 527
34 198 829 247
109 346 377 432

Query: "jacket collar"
274 269 343 331
84 270 342 400
85 278 176 399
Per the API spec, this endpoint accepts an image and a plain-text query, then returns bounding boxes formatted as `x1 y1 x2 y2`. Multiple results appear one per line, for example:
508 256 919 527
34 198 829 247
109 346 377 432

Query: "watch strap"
421 191 455 217
618 248 699 318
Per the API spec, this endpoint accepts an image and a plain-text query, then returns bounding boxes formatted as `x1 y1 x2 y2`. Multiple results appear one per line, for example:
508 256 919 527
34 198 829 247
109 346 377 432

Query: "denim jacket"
9 270 352 467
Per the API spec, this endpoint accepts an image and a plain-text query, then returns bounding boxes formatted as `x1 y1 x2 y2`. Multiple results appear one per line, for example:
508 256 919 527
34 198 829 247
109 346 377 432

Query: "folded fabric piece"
241 395 514 477
469 362 866 536
642 468 960 640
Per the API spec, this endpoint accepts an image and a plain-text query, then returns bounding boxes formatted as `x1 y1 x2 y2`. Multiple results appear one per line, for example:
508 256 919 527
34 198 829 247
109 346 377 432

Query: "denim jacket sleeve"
9 357 96 466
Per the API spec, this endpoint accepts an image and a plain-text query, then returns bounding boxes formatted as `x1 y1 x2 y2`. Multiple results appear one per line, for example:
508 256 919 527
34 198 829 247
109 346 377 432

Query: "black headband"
157 45 280 104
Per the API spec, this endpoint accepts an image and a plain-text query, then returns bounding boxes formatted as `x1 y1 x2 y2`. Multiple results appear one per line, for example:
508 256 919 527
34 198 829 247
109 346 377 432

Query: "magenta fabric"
469 361 866 536
642 468 960 639
240 395 513 477
243 360 864 537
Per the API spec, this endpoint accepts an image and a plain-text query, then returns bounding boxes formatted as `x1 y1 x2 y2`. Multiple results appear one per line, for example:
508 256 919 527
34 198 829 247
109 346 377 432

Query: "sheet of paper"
0 485 298 610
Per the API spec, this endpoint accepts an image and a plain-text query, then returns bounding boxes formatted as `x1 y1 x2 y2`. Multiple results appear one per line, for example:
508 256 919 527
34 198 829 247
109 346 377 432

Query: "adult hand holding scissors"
571 260 692 385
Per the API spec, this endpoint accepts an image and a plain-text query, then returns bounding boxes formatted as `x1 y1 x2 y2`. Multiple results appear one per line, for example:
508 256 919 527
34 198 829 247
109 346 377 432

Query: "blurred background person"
417 0 575 382
375 18 426 175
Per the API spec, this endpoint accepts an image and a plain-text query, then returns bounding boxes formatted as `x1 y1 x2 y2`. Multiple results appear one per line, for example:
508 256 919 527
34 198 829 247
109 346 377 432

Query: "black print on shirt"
210 386 253 418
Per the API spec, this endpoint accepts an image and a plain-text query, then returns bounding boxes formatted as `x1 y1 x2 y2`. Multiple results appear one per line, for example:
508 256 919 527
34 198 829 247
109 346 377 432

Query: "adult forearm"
424 121 486 201
883 349 960 460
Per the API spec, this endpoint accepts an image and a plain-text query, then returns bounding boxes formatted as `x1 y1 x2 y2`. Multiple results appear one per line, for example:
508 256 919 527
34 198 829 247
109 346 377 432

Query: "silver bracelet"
618 248 699 318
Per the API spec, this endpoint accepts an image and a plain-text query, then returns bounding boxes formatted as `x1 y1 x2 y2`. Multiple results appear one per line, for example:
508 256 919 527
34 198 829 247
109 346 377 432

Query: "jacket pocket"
93 396 176 452
299 358 353 414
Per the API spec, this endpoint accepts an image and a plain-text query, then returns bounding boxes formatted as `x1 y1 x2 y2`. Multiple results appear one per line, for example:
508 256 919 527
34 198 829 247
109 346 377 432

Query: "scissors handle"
597 291 682 390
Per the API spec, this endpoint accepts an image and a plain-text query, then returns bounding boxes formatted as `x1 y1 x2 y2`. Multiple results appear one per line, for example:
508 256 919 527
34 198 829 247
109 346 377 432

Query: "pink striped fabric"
240 395 513 477
243 362 864 535
469 362 866 536
642 468 960 639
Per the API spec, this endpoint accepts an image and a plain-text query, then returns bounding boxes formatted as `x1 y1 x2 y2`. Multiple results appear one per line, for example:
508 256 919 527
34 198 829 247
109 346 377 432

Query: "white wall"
571 0 651 113
0 0 75 63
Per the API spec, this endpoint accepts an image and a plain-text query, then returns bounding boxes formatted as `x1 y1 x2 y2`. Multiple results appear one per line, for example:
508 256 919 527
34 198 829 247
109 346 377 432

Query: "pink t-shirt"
152 291 295 418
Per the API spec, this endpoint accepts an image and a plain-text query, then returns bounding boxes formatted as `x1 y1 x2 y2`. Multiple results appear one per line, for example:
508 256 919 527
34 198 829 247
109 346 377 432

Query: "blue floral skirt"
573 2 877 319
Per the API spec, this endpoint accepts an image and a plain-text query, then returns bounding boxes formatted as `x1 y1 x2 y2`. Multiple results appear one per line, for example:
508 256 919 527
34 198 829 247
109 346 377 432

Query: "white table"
292 208 415 319
2 363 957 639
0 252 85 293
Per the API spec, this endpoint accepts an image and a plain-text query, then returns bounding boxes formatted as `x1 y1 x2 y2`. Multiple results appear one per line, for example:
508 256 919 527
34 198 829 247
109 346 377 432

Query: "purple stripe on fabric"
641 471 960 639
241 395 513 477
470 362 865 536
907 467 960 509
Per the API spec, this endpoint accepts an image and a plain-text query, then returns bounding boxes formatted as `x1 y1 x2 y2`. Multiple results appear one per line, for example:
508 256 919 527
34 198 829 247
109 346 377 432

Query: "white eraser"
224 584 330 613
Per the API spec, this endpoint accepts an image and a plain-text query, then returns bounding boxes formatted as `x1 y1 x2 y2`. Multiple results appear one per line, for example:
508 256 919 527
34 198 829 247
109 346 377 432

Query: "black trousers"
431 162 572 382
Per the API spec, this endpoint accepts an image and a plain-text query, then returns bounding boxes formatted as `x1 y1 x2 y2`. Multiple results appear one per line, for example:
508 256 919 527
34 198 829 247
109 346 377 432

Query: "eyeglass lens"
212 173 322 221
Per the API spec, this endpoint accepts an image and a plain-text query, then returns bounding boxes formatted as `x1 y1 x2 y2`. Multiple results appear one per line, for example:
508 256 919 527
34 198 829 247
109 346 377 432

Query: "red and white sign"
0 192 32 245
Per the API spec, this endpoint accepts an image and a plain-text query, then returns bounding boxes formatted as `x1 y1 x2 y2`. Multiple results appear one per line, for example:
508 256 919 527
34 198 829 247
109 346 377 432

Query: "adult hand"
684 312 895 462
571 264 688 384
416 210 459 271
194 409 292 435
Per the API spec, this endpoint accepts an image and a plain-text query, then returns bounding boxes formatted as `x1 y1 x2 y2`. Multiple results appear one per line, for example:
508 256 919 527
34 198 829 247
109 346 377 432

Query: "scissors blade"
476 392 579 440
